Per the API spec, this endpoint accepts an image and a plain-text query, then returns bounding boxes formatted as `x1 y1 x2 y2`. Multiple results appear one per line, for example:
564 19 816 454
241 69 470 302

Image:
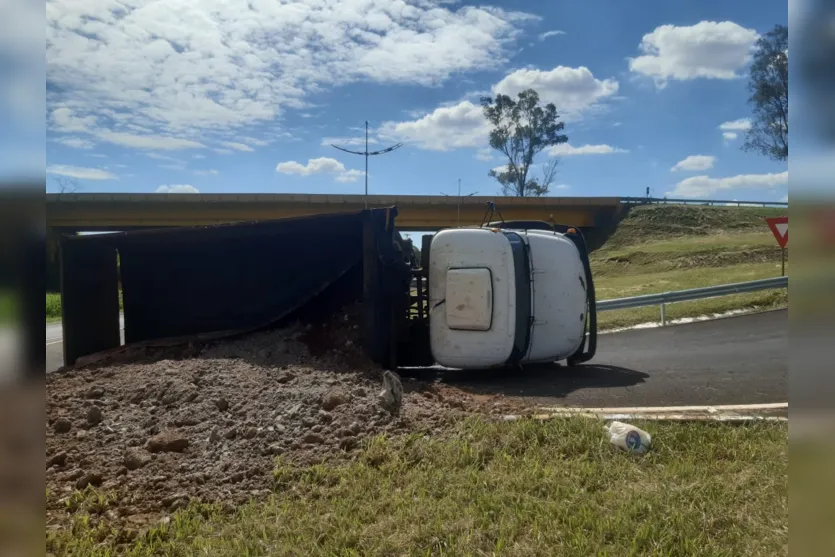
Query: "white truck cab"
427 225 596 369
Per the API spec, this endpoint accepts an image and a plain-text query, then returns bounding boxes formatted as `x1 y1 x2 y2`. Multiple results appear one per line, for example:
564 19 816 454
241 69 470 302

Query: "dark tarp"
59 208 410 368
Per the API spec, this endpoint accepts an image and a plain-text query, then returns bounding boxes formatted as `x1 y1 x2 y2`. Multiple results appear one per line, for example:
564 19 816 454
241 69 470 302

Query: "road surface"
44 310 786 408
424 309 787 408
46 316 124 374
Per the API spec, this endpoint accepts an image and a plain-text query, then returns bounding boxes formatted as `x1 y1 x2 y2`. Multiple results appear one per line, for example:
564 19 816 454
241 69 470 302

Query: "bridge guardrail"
621 196 788 208
598 276 788 325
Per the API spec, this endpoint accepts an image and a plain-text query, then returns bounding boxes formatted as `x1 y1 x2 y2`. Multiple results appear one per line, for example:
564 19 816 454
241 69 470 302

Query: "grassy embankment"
47 416 787 557
592 205 788 330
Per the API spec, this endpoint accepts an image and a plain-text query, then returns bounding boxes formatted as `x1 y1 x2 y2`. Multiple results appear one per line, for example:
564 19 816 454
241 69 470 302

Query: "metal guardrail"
621 196 788 208
598 276 788 325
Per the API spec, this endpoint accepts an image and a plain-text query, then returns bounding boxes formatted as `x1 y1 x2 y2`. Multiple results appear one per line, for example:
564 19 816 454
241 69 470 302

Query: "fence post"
660 303 667 326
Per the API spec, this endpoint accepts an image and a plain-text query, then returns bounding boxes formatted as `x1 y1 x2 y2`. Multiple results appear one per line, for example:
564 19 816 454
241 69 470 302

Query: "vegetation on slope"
592 205 789 330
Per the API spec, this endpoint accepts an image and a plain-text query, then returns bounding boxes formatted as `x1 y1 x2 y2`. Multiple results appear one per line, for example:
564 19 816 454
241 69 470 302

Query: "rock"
174 416 202 427
208 428 222 444
268 444 284 456
86 406 104 426
276 371 295 384
311 424 323 433
225 472 245 484
339 437 358 451
53 418 72 434
352 387 367 398
242 427 258 440
377 370 403 414
86 387 105 399
303 432 324 445
318 410 333 424
124 449 151 471
46 452 67 468
161 393 178 405
146 431 189 453
223 428 237 440
349 421 363 435
215 398 230 412
76 430 88 440
64 469 85 482
184 392 198 403
162 493 188 509
322 389 349 411
75 472 103 489
301 417 316 428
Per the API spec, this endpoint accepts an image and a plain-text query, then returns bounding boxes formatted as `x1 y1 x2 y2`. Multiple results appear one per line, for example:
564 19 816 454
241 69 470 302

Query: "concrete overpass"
46 193 626 234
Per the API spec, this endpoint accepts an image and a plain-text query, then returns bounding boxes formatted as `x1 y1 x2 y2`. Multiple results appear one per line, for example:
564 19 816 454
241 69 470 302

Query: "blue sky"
43 0 788 201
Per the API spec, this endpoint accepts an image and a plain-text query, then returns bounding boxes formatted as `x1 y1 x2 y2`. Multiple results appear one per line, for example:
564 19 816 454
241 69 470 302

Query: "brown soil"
45 306 528 530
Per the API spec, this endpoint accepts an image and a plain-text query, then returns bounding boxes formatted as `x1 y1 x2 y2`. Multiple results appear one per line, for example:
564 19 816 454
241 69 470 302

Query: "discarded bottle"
604 421 652 455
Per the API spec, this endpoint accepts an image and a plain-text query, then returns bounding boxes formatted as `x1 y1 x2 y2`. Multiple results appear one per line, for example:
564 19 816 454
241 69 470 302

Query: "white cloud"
723 132 738 141
475 147 495 161
322 136 379 147
193 154 206 159
46 0 537 142
492 66 619 118
668 171 789 197
548 143 628 156
671 155 716 172
220 141 254 152
719 118 752 131
146 153 182 162
49 107 206 150
213 148 234 155
47 164 117 180
335 169 365 183
276 157 365 182
155 185 200 193
378 64 618 151
554 184 570 190
195 169 219 176
379 100 489 150
53 136 95 149
237 136 271 147
96 130 205 150
538 30 566 41
629 21 759 87
276 157 346 176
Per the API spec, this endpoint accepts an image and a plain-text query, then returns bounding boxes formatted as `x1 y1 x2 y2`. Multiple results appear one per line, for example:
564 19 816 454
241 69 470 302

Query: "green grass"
46 292 123 323
46 417 788 557
46 292 62 322
592 205 788 330
0 290 17 325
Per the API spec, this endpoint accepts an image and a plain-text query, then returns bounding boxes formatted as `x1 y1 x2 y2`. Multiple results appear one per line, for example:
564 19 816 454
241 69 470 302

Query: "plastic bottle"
604 421 652 454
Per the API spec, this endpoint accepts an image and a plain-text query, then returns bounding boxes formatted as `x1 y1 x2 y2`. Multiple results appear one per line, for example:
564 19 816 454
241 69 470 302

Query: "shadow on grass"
399 363 649 400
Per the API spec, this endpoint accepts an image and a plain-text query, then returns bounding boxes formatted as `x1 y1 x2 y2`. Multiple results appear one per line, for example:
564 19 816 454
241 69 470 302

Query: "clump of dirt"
45 306 525 530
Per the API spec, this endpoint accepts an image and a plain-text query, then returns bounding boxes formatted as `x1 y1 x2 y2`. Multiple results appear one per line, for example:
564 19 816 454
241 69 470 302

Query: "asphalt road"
44 310 786 408
46 316 124 374
424 309 787 408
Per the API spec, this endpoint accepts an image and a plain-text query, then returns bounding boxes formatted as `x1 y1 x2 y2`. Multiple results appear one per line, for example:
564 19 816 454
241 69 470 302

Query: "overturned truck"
58 205 596 370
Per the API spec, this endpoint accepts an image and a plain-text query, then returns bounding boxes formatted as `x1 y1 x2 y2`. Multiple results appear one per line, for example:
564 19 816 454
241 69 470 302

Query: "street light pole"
331 121 403 209
441 179 477 227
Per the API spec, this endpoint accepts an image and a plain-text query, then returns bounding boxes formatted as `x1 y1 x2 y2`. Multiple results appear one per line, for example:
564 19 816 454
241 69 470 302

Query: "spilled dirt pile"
45 306 523 530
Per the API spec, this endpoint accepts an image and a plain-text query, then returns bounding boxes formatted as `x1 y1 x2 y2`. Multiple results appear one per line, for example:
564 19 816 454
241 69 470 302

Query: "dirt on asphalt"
45 306 528 532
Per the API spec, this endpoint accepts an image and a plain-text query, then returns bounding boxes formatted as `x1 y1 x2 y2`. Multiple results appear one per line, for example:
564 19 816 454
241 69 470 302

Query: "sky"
41 0 789 202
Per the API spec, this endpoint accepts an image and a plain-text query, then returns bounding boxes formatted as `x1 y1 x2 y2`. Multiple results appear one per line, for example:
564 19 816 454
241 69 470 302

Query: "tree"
481 89 567 197
54 176 80 194
743 25 788 161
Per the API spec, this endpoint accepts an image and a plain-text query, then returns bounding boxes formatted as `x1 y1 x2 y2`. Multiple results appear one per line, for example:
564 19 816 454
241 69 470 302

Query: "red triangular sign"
766 216 788 248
